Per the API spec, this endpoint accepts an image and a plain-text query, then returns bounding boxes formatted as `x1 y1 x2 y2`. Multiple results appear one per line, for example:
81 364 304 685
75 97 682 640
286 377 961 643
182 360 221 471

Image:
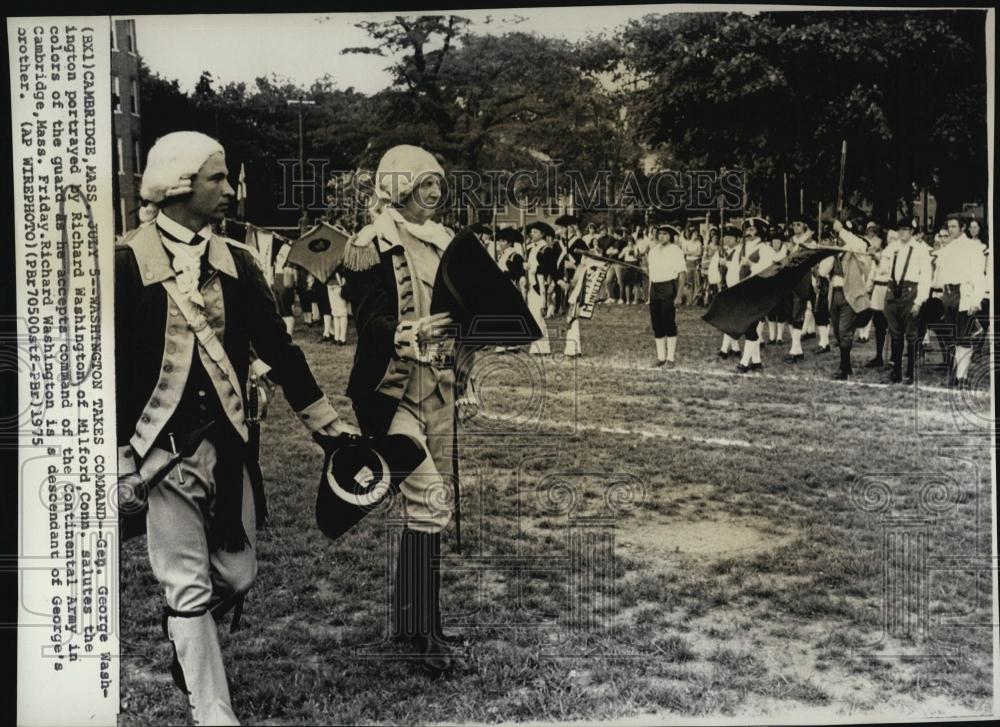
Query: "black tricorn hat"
496 227 524 244
723 225 742 237
554 213 581 227
431 228 543 346
526 221 555 238
470 222 492 235
315 433 426 542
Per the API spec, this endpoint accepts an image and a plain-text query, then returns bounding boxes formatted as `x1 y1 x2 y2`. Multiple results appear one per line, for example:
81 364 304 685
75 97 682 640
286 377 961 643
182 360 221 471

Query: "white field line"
475 411 839 455
531 355 967 396
487 381 963 428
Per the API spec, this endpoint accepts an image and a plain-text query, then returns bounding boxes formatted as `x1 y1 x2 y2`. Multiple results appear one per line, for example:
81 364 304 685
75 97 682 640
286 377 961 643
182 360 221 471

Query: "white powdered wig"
374 144 445 208
138 131 225 222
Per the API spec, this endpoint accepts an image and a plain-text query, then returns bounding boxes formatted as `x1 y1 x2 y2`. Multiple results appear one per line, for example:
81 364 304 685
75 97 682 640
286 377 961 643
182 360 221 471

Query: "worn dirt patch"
617 516 795 560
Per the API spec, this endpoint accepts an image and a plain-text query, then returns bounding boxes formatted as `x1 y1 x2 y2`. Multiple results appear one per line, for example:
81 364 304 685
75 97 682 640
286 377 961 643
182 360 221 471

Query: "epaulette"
343 225 380 271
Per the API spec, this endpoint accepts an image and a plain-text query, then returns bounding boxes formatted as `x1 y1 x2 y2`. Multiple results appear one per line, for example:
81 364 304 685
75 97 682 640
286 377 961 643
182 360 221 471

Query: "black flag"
703 248 838 338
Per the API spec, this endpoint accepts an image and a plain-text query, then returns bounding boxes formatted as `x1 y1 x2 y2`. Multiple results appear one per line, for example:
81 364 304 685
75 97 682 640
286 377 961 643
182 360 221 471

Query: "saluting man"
827 219 872 379
882 216 933 384
116 132 354 725
933 215 987 386
637 224 687 367
340 145 479 676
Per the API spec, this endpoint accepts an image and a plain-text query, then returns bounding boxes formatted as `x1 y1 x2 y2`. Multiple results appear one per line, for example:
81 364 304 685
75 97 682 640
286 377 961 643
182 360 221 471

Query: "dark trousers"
274 284 295 317
649 280 678 337
872 310 888 362
975 297 990 346
939 286 975 351
813 278 830 326
885 283 918 376
314 282 331 316
789 275 813 329
830 288 858 350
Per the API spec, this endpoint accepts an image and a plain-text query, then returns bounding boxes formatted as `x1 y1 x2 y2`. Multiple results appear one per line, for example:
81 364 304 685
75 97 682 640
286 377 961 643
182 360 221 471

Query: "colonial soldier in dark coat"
116 132 355 725
341 145 478 676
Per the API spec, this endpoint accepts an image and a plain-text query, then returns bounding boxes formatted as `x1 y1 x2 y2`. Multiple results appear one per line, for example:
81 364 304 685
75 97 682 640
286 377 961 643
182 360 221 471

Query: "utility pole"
288 97 316 230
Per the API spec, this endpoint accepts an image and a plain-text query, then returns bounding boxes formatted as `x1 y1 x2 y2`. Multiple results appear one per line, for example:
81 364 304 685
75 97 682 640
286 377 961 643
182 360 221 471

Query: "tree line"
138 10 988 229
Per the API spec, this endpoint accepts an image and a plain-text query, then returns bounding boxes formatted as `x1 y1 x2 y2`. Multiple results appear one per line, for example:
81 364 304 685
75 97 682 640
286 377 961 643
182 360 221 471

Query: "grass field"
119 303 996 725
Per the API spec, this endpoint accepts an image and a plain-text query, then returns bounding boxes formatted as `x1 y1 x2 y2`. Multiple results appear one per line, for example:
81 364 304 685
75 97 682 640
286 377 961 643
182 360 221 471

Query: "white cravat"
386 207 452 249
156 215 212 307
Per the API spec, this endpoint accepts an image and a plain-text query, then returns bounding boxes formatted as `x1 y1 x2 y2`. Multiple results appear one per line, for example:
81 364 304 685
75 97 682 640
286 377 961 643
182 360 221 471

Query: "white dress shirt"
880 238 933 306
932 234 987 310
637 239 686 283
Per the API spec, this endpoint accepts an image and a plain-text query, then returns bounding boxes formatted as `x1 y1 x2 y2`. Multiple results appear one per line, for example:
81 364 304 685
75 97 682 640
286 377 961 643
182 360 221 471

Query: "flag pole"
836 140 847 214
817 201 823 243
783 173 789 228
741 170 748 221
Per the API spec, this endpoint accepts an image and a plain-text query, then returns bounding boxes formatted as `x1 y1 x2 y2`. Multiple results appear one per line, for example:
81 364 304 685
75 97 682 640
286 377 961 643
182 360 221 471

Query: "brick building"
111 18 142 236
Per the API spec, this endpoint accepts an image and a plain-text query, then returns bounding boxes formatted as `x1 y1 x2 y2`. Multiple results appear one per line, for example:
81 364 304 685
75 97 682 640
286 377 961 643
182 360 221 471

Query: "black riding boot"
889 339 903 382
392 529 454 675
392 529 417 641
833 347 852 379
905 341 916 384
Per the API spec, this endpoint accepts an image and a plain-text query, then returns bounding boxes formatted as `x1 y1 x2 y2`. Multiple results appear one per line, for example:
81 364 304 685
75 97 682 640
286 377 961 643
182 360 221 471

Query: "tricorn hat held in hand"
431 228 543 347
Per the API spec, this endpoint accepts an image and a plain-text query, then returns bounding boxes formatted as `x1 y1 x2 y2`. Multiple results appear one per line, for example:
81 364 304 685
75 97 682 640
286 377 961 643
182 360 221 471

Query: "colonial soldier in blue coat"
341 145 478 676
116 132 355 725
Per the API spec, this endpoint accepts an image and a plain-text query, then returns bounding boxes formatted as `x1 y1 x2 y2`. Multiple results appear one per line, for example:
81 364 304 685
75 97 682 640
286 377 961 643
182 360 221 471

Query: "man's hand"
396 312 455 364
968 303 981 316
317 419 361 437
415 312 455 348
832 219 843 233
456 381 481 423
911 303 922 316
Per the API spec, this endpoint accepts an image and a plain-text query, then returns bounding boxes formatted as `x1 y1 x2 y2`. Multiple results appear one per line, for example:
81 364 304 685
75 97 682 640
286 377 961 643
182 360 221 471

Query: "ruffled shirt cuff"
296 396 339 433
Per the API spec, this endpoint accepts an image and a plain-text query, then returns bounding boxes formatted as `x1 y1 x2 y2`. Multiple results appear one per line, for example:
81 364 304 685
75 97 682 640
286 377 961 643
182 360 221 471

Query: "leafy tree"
343 16 642 223
620 10 988 225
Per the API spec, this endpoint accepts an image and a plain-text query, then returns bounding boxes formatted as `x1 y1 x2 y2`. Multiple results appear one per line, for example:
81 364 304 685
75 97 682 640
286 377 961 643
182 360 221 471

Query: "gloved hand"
395 312 455 364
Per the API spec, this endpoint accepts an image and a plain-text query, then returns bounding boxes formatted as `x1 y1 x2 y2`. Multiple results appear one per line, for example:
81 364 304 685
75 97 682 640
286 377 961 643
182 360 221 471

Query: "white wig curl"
139 131 225 222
